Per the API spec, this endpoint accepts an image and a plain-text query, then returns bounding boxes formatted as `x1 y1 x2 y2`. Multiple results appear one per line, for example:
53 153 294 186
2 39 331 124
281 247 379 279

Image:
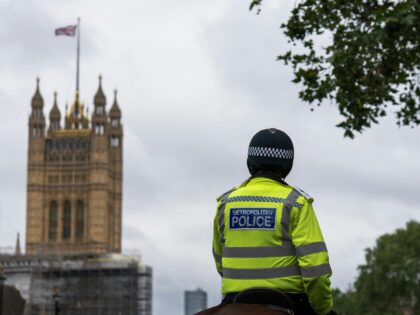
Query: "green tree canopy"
355 220 420 314
332 288 359 315
250 0 420 138
332 221 420 315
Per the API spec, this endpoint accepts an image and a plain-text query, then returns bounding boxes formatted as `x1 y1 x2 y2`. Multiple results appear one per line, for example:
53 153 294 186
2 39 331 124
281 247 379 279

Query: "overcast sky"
1 0 419 314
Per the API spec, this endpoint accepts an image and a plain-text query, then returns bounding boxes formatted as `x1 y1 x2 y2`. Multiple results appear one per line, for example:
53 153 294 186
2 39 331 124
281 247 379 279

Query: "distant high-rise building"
184 288 207 315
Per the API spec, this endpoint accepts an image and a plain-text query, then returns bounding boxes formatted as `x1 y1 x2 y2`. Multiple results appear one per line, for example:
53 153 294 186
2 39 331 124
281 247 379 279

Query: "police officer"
212 128 335 315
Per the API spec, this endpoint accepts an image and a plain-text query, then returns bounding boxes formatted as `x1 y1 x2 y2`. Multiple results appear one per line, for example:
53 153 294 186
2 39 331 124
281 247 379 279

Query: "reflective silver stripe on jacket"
217 190 234 246
280 189 302 243
218 201 227 246
213 248 222 264
221 241 328 259
300 263 332 277
223 264 301 279
222 244 295 258
295 242 328 257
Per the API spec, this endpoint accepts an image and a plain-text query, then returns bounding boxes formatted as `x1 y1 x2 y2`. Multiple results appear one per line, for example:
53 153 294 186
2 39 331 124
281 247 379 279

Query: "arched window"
95 124 103 135
111 119 119 127
49 201 58 241
96 107 104 115
63 200 71 240
110 137 119 147
76 200 84 240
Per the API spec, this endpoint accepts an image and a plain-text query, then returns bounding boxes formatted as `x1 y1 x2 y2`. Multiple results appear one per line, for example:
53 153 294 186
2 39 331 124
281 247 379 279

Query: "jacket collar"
250 171 288 186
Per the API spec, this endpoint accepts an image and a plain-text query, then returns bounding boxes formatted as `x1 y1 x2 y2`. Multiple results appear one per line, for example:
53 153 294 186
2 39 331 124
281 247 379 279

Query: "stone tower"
26 77 123 255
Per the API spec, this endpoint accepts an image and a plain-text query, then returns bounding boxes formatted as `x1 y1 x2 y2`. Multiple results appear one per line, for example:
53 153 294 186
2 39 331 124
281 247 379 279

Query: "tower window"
49 201 58 241
33 109 41 118
63 200 71 240
111 137 119 147
111 119 119 127
32 127 38 137
32 125 43 137
95 124 105 135
76 200 84 240
96 107 104 115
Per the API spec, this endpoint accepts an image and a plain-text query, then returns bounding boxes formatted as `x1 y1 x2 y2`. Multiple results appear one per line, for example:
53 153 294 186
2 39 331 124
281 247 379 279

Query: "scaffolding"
0 254 152 315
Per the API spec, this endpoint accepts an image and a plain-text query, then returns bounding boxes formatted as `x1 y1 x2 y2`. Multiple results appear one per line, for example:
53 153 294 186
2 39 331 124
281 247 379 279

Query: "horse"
195 288 295 315
196 304 292 315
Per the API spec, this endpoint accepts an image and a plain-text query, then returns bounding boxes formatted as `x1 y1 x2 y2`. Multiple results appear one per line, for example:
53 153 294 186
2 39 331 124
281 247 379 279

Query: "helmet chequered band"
248 146 294 159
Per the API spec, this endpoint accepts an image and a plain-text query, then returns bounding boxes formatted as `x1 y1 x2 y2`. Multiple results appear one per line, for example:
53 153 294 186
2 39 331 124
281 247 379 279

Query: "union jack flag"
55 25 77 36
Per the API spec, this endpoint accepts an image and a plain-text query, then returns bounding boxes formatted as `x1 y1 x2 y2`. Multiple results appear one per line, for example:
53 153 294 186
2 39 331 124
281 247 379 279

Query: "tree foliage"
250 0 420 138
332 288 359 315
354 220 420 314
331 221 420 314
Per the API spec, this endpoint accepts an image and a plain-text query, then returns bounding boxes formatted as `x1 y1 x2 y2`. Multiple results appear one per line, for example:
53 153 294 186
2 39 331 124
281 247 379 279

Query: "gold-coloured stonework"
26 78 123 256
50 129 92 137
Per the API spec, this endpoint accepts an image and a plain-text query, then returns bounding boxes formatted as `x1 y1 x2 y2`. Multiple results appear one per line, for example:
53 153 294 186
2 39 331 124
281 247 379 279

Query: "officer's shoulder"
216 187 237 202
216 178 252 201
291 185 314 202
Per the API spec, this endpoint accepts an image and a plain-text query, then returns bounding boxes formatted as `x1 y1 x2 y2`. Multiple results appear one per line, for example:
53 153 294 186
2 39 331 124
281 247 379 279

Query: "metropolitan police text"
229 208 276 230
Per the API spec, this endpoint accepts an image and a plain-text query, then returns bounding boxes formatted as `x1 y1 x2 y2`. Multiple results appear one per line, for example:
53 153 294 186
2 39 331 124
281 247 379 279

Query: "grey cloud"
203 1 299 111
0 1 98 78
123 224 147 241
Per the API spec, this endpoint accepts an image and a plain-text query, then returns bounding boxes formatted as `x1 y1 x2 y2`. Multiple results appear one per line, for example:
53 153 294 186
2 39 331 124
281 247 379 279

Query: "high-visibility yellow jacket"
212 176 333 315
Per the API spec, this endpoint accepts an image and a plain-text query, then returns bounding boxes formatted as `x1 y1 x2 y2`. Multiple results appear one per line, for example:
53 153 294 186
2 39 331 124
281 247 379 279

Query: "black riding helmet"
247 128 294 178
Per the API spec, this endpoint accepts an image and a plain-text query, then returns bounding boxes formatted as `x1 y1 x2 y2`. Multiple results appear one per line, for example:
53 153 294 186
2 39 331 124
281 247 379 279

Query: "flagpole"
76 17 81 93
